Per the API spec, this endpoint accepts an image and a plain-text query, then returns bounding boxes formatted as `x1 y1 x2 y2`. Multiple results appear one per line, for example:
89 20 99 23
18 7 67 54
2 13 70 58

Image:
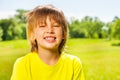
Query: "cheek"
34 29 43 39
57 28 64 38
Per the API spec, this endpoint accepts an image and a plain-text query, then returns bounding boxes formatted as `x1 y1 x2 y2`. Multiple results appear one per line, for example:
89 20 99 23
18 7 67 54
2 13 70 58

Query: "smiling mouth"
44 36 56 42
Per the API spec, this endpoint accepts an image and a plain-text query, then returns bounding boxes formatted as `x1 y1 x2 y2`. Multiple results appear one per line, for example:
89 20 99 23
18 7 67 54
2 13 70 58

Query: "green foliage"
69 16 120 40
69 16 104 38
112 19 120 39
69 20 86 38
0 27 3 41
0 9 28 41
15 9 28 23
0 19 14 40
0 8 120 40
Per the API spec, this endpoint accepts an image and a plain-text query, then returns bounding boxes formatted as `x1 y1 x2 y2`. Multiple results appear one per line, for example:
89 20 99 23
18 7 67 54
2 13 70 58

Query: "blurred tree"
112 16 119 22
0 27 3 41
81 16 104 38
69 16 105 38
69 19 86 38
106 22 113 40
19 23 26 39
101 25 109 38
0 9 28 41
93 17 104 38
15 9 28 23
112 19 120 39
7 18 26 40
0 18 15 40
81 16 93 38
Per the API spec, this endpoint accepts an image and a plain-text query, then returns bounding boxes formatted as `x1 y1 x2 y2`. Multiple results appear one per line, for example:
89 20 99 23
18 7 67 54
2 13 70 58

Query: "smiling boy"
11 4 85 80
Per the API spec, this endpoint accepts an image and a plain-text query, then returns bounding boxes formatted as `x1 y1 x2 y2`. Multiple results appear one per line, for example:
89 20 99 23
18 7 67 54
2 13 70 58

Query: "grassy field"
0 39 120 80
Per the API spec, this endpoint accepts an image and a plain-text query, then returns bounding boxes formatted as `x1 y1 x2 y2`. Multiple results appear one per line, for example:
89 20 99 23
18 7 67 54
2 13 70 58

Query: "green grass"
0 39 120 80
67 39 120 80
0 40 30 80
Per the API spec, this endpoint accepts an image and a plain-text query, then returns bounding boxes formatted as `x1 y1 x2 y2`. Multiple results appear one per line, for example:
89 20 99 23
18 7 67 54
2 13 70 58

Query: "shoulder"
62 53 82 66
11 53 34 80
63 53 81 61
14 52 34 66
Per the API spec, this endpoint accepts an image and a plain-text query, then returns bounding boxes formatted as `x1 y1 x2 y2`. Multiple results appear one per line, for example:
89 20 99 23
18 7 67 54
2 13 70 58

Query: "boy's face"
34 17 63 51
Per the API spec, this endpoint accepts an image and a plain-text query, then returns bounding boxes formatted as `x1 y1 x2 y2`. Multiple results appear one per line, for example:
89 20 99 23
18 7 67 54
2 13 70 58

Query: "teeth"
44 37 56 40
46 37 54 40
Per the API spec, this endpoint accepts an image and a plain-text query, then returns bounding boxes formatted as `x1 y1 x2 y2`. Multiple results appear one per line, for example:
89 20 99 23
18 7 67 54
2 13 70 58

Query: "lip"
43 36 56 43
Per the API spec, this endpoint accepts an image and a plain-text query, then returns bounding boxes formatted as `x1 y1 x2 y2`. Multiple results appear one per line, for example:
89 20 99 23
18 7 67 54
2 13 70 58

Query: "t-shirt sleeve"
73 57 85 80
10 57 28 80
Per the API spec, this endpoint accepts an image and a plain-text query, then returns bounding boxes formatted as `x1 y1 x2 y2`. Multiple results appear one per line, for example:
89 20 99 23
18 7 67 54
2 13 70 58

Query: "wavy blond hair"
26 4 68 53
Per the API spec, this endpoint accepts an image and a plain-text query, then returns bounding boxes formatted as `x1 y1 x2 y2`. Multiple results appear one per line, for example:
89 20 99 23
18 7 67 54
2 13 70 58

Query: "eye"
39 25 45 28
52 22 59 27
53 24 60 27
53 25 59 27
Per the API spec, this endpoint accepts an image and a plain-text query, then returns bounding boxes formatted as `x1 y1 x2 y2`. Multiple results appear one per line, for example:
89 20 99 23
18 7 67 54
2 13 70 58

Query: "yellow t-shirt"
11 52 85 80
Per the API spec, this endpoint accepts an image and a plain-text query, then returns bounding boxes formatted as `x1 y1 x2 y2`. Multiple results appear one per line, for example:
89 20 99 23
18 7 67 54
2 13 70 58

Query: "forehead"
37 16 60 25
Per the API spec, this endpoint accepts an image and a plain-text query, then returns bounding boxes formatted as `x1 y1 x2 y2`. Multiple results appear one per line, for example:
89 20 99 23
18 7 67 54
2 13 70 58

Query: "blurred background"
0 0 120 80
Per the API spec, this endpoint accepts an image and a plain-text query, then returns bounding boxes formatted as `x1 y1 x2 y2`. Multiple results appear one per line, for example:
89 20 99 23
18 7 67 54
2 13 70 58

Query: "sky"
0 0 120 22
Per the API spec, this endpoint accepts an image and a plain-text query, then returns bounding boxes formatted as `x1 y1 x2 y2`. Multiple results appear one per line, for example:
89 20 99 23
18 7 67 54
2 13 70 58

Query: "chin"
45 45 58 49
38 42 59 50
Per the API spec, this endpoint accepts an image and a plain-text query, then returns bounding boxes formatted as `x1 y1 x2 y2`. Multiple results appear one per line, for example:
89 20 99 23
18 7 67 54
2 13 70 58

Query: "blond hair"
26 4 68 53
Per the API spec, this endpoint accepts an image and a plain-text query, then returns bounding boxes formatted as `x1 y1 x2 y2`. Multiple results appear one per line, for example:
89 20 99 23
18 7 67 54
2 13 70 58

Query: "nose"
46 26 54 34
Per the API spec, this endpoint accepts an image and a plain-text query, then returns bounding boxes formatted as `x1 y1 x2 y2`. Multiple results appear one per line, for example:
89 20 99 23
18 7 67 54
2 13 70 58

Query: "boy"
11 4 85 80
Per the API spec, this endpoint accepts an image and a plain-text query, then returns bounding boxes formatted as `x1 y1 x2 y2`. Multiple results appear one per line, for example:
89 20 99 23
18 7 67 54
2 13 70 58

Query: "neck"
37 47 60 65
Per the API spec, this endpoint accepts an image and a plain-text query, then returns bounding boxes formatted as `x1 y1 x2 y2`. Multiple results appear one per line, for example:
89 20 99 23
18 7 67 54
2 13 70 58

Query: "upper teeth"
45 37 56 40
